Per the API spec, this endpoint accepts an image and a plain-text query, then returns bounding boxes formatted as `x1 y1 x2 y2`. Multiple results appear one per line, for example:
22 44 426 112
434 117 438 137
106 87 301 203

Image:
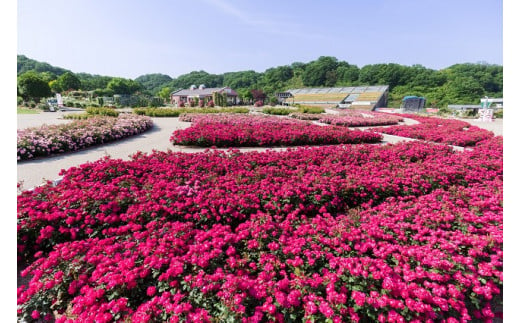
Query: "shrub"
199 99 205 108
262 107 293 115
493 109 503 119
86 107 119 117
62 114 90 120
254 100 263 107
133 108 182 117
207 100 215 107
269 96 278 106
179 101 185 108
437 106 452 116
289 113 323 120
36 103 48 111
133 107 250 118
299 106 325 114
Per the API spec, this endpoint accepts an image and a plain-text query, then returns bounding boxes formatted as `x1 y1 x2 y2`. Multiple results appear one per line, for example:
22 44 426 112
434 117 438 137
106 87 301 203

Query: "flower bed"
318 111 403 127
371 115 494 146
17 115 153 161
289 113 324 120
171 115 382 147
18 137 502 322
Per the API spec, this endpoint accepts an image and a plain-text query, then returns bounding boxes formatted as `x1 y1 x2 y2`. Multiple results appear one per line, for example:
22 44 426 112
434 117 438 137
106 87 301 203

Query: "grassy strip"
17 107 40 114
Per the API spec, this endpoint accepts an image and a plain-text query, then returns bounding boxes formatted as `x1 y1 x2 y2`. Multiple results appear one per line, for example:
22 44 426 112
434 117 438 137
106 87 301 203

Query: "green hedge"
63 107 119 119
86 107 119 117
299 105 325 114
134 107 250 117
63 114 90 120
262 107 294 115
263 106 325 115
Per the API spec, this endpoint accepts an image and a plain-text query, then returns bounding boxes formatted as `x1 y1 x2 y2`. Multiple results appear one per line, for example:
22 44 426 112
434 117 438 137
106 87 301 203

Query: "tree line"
17 55 502 108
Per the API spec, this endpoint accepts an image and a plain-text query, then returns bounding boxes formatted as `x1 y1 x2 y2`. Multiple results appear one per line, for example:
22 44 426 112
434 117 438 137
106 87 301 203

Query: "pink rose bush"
171 114 382 147
289 113 323 120
370 114 494 147
18 134 502 322
17 115 153 161
318 111 404 127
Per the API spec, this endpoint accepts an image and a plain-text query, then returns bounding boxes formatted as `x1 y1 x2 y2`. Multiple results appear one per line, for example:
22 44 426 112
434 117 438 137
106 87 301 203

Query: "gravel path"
16 113 503 190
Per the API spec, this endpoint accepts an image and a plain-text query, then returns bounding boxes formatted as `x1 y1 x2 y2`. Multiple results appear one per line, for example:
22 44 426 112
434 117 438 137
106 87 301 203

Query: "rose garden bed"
317 111 404 127
370 114 494 147
171 114 383 147
17 130 503 322
17 115 153 161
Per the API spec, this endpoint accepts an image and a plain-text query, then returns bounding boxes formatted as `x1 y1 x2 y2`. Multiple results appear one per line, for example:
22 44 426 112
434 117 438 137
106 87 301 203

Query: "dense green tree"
358 64 380 85
222 71 260 89
39 71 58 83
444 63 502 95
408 65 447 88
336 63 360 85
157 87 172 102
54 72 81 92
443 76 485 104
302 56 339 87
76 73 114 91
107 78 142 95
135 73 173 94
17 71 52 102
260 66 293 86
237 88 253 104
168 71 223 90
359 63 411 89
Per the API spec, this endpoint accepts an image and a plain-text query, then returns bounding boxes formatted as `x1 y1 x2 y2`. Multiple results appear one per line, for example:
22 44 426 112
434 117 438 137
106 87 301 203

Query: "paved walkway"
17 112 503 190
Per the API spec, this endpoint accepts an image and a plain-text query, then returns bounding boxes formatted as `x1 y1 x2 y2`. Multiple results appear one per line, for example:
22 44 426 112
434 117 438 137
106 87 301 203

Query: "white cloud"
202 0 328 40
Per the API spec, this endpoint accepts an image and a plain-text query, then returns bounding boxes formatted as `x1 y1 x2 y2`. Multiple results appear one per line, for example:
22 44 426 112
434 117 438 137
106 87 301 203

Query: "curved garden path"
17 112 502 190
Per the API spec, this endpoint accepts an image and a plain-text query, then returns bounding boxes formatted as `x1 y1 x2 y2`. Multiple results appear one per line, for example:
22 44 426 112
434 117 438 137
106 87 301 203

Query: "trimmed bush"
262 107 294 115
299 106 325 114
134 107 250 117
86 107 119 117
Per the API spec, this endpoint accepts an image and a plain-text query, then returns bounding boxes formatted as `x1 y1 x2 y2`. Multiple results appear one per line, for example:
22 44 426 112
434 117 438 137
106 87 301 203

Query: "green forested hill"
17 55 70 76
17 54 502 108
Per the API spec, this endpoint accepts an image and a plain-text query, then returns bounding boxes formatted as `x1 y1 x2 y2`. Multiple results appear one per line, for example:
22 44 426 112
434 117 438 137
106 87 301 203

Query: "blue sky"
17 0 503 78
18 0 503 79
